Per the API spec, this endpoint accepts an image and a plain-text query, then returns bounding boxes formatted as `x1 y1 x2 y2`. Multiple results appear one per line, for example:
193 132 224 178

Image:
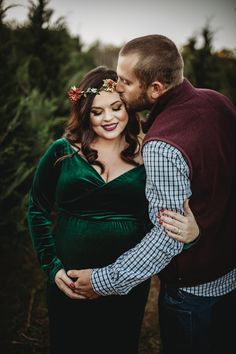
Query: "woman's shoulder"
135 136 143 165
135 153 143 165
134 142 144 165
41 137 68 161
50 137 67 148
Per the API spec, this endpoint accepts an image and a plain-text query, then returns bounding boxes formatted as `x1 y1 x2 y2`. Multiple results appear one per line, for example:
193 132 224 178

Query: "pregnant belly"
53 216 145 270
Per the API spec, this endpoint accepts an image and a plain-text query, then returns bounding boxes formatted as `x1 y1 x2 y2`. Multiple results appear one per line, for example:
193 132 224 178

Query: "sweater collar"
142 79 196 133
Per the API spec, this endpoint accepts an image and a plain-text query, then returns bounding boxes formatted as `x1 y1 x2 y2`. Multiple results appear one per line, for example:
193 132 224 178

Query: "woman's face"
90 91 129 141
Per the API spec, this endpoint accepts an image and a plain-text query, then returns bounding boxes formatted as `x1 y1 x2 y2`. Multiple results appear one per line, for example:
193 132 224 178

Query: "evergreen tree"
0 0 95 236
182 24 236 104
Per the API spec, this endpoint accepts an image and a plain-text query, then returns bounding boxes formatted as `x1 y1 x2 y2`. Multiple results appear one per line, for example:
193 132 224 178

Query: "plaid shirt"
92 141 236 296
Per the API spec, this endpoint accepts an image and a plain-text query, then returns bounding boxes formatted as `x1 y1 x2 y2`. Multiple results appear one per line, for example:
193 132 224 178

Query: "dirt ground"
0 232 161 354
139 276 161 354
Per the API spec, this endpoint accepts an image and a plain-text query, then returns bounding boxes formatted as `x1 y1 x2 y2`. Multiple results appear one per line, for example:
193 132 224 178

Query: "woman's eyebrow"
111 100 122 106
91 100 122 109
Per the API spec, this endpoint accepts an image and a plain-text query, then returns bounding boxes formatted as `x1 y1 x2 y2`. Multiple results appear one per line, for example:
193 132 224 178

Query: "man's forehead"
117 53 139 67
117 53 139 79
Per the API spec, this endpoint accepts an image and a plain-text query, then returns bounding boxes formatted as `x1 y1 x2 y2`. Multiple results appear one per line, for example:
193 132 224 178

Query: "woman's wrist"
183 227 201 249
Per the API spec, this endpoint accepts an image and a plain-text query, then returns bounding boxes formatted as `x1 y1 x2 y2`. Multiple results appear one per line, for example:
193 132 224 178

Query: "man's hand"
55 268 86 299
67 269 100 300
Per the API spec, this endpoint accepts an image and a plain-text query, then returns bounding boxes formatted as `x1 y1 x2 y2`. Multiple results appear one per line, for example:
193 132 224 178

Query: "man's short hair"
120 34 184 88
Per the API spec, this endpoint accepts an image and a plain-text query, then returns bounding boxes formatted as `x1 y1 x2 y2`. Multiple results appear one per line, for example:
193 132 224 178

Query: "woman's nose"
103 111 114 121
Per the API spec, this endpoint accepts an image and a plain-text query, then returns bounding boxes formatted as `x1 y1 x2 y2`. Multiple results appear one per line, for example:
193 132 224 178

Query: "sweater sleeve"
27 139 65 283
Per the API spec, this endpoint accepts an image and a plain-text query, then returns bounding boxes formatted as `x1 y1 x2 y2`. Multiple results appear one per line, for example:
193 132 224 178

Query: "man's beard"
120 90 151 112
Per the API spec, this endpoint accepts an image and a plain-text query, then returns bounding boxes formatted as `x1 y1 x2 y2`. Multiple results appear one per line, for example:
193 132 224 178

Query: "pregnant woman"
27 66 198 354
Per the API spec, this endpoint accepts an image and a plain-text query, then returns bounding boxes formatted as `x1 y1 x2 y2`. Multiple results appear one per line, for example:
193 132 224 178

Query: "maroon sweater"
143 79 236 287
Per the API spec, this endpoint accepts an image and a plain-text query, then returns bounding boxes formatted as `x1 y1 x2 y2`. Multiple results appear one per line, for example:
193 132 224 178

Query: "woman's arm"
27 140 64 282
27 140 81 299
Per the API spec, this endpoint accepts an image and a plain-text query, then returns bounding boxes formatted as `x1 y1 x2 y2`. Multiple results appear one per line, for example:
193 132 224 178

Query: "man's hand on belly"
67 269 100 299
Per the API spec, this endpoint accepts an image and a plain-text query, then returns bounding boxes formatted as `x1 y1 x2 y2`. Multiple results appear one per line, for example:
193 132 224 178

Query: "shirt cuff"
44 257 64 283
91 266 120 296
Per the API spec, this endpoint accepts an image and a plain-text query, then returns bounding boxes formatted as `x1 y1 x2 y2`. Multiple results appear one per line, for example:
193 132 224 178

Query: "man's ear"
149 81 166 100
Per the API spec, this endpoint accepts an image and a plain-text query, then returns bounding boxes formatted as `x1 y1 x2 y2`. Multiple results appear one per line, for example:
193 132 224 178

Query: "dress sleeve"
27 139 64 283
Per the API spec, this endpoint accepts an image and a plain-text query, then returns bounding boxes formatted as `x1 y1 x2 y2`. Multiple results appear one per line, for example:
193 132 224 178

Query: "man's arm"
69 141 192 297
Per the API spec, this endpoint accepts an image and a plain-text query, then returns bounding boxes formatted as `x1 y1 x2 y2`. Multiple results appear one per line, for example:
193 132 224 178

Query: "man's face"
116 53 152 111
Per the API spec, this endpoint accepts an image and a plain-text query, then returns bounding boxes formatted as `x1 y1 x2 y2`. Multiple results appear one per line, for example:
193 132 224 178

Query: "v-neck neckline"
64 138 144 185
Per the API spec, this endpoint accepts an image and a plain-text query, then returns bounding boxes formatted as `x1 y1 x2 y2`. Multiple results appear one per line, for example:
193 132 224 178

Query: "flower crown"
68 79 117 104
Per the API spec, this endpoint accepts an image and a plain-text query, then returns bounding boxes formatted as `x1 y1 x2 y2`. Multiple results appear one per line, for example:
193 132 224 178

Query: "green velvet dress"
27 137 152 354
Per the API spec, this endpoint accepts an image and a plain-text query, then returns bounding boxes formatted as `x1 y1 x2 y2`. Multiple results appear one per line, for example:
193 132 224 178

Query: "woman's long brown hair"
58 66 141 173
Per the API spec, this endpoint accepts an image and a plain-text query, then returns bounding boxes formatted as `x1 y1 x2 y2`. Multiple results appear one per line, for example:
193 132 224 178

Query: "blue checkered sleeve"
91 141 192 295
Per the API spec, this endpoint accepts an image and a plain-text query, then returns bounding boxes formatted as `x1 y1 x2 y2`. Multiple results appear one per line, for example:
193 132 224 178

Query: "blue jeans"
158 283 236 354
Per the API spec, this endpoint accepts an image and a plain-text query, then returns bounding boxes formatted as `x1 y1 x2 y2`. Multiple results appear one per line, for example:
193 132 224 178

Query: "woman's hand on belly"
55 268 87 300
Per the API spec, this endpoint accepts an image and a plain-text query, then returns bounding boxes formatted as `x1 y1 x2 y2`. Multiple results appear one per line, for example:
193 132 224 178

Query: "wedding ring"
177 228 181 235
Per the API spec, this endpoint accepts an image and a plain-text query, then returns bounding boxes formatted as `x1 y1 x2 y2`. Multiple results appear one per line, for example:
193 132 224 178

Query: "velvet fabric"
27 137 152 354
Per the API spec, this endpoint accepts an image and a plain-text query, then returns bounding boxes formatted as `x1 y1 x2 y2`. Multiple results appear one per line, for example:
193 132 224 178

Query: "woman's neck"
91 136 126 153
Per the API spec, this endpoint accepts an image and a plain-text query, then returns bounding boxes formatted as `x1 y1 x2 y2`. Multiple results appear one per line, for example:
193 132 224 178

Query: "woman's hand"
158 199 199 243
67 269 100 300
55 268 86 299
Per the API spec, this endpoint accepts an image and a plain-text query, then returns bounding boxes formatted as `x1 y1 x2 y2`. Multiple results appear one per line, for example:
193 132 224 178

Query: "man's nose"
116 79 124 93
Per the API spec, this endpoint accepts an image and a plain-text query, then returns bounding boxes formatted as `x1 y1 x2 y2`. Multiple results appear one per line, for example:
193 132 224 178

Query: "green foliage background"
0 1 235 353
